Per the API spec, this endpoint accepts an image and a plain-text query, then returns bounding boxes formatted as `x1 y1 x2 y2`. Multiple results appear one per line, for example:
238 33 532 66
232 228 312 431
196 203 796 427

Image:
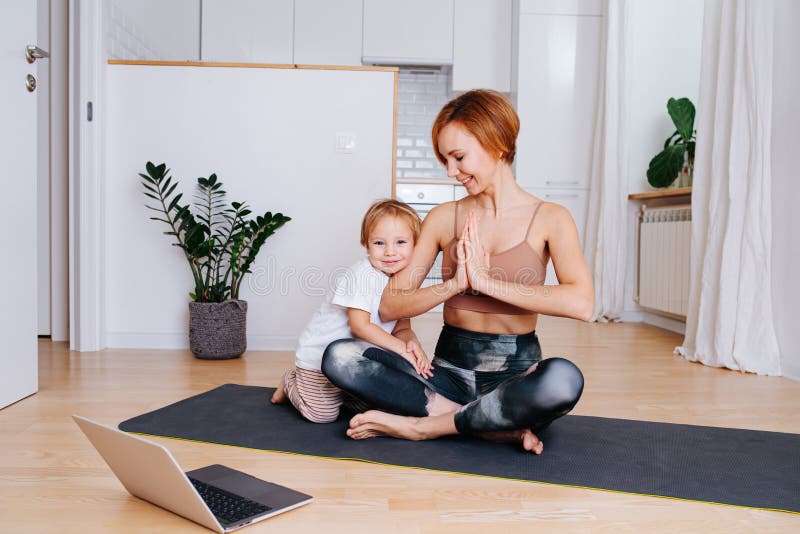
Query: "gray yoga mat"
119 384 800 514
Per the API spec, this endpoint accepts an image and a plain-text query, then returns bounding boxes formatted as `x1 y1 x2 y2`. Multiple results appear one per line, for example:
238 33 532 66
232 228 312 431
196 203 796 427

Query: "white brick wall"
396 68 453 179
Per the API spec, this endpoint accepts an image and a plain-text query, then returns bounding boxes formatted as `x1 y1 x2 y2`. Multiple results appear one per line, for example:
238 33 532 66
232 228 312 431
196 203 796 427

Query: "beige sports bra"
440 202 547 315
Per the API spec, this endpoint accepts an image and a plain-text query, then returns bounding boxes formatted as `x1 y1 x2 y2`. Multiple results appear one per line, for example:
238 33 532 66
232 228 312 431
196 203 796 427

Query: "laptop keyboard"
189 477 272 525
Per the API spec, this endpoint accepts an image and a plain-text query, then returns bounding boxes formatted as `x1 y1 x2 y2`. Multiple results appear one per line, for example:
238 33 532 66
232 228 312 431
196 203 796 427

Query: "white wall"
771 0 800 380
627 0 704 194
621 0 704 327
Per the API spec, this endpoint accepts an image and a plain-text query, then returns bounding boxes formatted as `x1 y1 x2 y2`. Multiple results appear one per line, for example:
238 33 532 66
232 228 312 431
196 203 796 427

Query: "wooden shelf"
628 186 692 200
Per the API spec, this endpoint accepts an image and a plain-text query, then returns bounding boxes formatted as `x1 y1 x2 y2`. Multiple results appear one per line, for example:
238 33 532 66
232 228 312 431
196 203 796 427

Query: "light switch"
335 132 357 153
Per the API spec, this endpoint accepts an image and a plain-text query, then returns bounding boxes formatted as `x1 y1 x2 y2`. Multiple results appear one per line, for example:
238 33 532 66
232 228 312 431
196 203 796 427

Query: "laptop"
73 415 313 533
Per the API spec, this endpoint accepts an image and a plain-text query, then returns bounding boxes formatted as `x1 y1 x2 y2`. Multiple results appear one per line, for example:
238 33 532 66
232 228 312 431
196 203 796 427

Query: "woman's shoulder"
427 199 458 218
535 199 573 220
422 200 458 230
529 199 577 240
417 201 458 246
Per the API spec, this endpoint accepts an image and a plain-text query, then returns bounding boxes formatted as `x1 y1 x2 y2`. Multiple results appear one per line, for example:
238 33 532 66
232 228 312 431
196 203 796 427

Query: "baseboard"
781 358 800 382
621 310 645 323
641 312 686 335
105 332 297 351
620 310 685 335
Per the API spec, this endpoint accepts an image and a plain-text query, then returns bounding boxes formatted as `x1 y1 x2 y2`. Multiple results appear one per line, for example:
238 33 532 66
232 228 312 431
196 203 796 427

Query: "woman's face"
437 122 503 195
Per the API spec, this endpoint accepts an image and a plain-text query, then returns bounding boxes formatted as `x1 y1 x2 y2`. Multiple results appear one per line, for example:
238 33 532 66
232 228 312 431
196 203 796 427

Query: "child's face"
366 215 415 275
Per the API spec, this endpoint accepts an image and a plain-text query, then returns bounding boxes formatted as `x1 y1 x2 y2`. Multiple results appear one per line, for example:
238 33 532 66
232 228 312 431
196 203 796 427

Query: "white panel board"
105 64 395 349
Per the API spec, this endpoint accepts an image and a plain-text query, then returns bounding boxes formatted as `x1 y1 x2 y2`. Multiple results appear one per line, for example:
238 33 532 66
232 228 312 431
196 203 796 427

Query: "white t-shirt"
294 257 397 371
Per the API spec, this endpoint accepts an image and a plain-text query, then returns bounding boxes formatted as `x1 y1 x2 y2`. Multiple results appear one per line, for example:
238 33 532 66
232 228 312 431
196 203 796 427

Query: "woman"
322 89 593 454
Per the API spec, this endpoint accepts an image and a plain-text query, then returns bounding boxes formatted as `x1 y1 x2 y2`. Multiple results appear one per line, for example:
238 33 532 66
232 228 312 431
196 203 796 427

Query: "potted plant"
139 162 291 359
646 97 696 188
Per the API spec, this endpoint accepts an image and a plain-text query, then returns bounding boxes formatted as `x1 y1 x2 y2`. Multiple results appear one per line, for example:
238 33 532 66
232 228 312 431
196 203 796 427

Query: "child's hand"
402 340 433 379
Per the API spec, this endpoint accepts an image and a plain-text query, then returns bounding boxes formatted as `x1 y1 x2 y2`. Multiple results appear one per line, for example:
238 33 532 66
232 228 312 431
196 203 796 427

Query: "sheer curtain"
582 0 631 322
676 0 781 375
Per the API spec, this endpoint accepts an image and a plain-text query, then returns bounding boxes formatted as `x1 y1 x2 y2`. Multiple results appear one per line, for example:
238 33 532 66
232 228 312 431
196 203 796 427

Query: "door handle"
545 180 580 186
544 194 579 199
26 45 50 63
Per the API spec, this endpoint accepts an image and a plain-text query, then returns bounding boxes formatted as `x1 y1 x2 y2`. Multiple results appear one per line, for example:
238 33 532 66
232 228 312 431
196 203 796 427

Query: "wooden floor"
2 315 799 532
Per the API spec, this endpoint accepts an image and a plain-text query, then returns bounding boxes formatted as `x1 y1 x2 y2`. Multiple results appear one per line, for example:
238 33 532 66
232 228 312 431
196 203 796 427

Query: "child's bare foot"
270 387 287 404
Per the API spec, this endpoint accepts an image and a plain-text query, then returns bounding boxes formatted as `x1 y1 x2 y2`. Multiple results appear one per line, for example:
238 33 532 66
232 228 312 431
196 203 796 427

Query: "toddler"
271 199 431 422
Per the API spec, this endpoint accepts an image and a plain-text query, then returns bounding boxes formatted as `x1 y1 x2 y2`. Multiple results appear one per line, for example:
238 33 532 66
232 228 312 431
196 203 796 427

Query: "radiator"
637 205 692 318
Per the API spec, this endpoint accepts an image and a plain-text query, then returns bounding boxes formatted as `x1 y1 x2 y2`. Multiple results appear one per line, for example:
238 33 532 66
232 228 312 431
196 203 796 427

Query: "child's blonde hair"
360 199 421 247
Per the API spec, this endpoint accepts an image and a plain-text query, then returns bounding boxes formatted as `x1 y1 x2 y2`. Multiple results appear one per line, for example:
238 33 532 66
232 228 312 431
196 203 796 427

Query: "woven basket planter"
188 300 248 359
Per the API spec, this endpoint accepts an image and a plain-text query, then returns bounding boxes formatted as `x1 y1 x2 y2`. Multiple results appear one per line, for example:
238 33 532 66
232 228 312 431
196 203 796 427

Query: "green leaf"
667 98 695 142
647 144 686 188
167 193 184 212
162 182 177 199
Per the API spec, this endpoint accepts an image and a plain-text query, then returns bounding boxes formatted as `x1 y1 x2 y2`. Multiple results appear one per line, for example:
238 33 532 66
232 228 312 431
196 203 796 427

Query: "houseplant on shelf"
139 161 291 359
646 97 696 188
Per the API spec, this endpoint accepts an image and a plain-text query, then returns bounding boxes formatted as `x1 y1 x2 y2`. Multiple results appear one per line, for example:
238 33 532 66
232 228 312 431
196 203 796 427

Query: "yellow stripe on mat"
127 431 800 516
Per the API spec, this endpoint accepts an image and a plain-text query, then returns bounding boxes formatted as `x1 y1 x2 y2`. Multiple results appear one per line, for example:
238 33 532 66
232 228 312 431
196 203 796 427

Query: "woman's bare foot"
346 410 426 440
270 387 287 404
348 411 541 453
480 429 544 454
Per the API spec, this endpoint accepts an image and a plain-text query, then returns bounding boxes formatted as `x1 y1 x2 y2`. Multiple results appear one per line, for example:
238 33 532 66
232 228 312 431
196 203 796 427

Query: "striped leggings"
281 366 367 423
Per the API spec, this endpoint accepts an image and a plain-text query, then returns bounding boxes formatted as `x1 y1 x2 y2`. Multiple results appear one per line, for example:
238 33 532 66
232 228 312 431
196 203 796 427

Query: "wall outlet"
335 132 357 153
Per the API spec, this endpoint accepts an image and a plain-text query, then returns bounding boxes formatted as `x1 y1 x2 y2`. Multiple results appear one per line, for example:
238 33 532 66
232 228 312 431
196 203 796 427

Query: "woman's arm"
464 206 594 321
379 203 467 322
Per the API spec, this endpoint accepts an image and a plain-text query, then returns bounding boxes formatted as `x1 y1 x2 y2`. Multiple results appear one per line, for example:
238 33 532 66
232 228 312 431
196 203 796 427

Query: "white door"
0 0 39 408
37 0 51 336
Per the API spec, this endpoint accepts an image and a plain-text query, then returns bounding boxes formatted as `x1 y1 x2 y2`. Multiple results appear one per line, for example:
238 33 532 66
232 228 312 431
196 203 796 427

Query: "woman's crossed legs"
321 339 584 454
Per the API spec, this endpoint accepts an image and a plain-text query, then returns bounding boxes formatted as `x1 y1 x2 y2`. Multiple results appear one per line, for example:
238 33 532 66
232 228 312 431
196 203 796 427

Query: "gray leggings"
321 324 584 434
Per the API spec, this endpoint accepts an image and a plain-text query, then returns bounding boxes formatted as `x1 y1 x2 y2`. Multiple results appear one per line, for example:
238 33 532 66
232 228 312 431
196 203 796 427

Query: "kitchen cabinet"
519 0 603 16
396 184 455 207
514 12 602 190
362 0 454 65
512 2 601 286
294 0 363 65
202 0 294 63
452 0 512 92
